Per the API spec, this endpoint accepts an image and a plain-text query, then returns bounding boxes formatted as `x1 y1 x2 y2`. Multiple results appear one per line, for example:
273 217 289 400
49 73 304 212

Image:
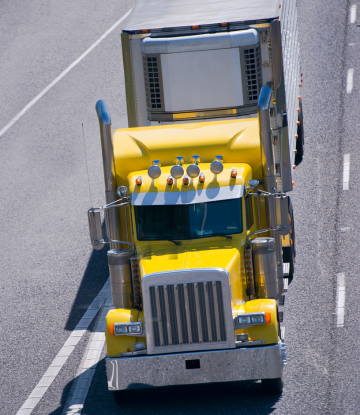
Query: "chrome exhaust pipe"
257 87 283 297
95 100 121 249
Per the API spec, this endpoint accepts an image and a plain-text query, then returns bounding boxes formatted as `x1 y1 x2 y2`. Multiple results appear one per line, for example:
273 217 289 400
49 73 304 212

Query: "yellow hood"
137 235 247 306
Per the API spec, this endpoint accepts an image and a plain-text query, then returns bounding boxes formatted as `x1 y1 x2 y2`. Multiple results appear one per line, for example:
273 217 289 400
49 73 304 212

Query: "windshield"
134 198 243 241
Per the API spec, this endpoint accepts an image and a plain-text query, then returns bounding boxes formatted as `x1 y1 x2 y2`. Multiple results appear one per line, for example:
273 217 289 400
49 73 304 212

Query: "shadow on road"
49 358 281 415
64 246 108 331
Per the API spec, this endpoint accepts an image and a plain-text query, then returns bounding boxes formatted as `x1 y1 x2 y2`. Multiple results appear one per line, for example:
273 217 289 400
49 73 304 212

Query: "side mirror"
88 209 106 250
275 195 290 235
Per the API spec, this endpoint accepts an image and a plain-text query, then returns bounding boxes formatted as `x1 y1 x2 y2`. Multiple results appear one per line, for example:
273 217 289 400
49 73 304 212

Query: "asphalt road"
1 0 359 414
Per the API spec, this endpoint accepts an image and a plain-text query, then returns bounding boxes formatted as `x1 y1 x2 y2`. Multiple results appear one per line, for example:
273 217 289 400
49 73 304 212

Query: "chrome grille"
149 281 227 348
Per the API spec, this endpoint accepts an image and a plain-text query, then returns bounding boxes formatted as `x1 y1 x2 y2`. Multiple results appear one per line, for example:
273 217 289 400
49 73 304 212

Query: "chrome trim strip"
106 343 283 391
194 283 203 343
163 285 172 345
212 281 221 342
174 285 183 345
142 267 229 284
131 185 244 206
154 286 164 347
183 283 192 344
203 282 213 343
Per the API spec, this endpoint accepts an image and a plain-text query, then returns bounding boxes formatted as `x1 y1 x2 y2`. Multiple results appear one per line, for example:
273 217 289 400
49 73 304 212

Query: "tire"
295 100 304 165
261 377 283 394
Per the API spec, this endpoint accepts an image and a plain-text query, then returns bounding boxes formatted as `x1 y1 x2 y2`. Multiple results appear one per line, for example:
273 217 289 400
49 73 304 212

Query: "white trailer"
121 0 303 192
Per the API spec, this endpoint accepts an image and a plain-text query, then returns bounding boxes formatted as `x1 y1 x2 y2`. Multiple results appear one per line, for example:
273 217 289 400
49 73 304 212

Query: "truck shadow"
64 246 108 331
49 358 281 415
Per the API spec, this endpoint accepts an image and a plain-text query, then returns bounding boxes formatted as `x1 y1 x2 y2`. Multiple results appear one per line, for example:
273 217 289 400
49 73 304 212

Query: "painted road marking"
16 279 111 415
343 154 350 190
63 296 112 415
336 273 346 327
346 69 354 94
0 9 132 138
350 5 357 23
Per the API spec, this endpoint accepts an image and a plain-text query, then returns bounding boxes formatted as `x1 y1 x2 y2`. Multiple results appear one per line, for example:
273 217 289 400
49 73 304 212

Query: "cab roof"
112 118 262 187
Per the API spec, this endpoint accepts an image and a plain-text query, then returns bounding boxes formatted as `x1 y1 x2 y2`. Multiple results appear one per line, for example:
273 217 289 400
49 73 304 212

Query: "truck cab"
88 101 290 397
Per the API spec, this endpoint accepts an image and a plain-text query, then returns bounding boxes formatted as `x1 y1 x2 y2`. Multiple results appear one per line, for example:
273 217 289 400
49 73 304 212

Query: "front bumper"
106 343 283 391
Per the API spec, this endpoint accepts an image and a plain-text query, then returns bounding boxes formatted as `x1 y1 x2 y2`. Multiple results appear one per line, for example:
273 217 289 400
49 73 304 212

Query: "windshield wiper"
195 232 233 239
166 239 182 245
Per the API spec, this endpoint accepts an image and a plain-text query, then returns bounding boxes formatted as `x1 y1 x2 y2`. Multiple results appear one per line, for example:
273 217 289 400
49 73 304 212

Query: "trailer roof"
124 0 281 32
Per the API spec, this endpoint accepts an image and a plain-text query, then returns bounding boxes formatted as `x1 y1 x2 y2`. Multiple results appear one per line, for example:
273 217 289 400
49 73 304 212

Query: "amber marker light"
183 176 189 185
191 25 200 29
136 177 142 186
109 323 114 335
167 176 174 185
141 29 150 33
199 173 205 183
231 169 237 178
292 181 295 186
220 23 228 26
265 312 271 324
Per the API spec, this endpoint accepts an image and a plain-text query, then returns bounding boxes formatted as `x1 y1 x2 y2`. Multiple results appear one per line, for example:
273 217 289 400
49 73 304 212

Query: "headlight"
234 312 270 329
114 324 128 335
113 322 143 336
238 316 251 325
251 315 264 324
128 323 142 333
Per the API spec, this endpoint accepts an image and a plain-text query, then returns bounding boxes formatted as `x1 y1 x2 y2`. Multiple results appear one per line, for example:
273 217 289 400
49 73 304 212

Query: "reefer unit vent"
141 29 261 121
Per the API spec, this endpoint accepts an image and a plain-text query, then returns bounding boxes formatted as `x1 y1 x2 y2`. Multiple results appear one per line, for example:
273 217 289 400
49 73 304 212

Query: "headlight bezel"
234 312 267 329
113 322 144 336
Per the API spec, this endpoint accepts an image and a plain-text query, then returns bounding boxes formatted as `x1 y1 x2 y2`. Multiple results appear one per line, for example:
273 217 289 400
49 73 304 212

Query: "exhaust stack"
257 87 283 296
95 100 121 249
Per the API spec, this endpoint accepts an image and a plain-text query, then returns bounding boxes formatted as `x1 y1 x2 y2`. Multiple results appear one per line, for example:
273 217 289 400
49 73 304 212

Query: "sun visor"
131 185 244 206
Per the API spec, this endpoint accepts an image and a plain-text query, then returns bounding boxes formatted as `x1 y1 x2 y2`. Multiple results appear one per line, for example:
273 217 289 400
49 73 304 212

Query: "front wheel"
261 377 283 394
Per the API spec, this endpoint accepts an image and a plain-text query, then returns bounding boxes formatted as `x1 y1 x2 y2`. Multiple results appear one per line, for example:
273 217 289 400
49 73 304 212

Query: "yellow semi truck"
87 0 302 401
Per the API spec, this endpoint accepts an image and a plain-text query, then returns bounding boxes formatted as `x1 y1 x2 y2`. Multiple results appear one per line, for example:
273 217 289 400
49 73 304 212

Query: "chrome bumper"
106 343 283 391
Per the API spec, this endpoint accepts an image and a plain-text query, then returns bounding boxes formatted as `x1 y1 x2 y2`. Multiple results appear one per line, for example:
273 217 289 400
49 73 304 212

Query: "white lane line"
63 297 112 415
350 5 357 24
0 9 132 138
16 278 111 415
343 153 350 190
336 273 346 328
346 69 354 94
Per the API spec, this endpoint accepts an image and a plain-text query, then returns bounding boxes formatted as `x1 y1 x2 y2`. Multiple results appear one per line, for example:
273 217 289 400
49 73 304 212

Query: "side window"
245 195 254 230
